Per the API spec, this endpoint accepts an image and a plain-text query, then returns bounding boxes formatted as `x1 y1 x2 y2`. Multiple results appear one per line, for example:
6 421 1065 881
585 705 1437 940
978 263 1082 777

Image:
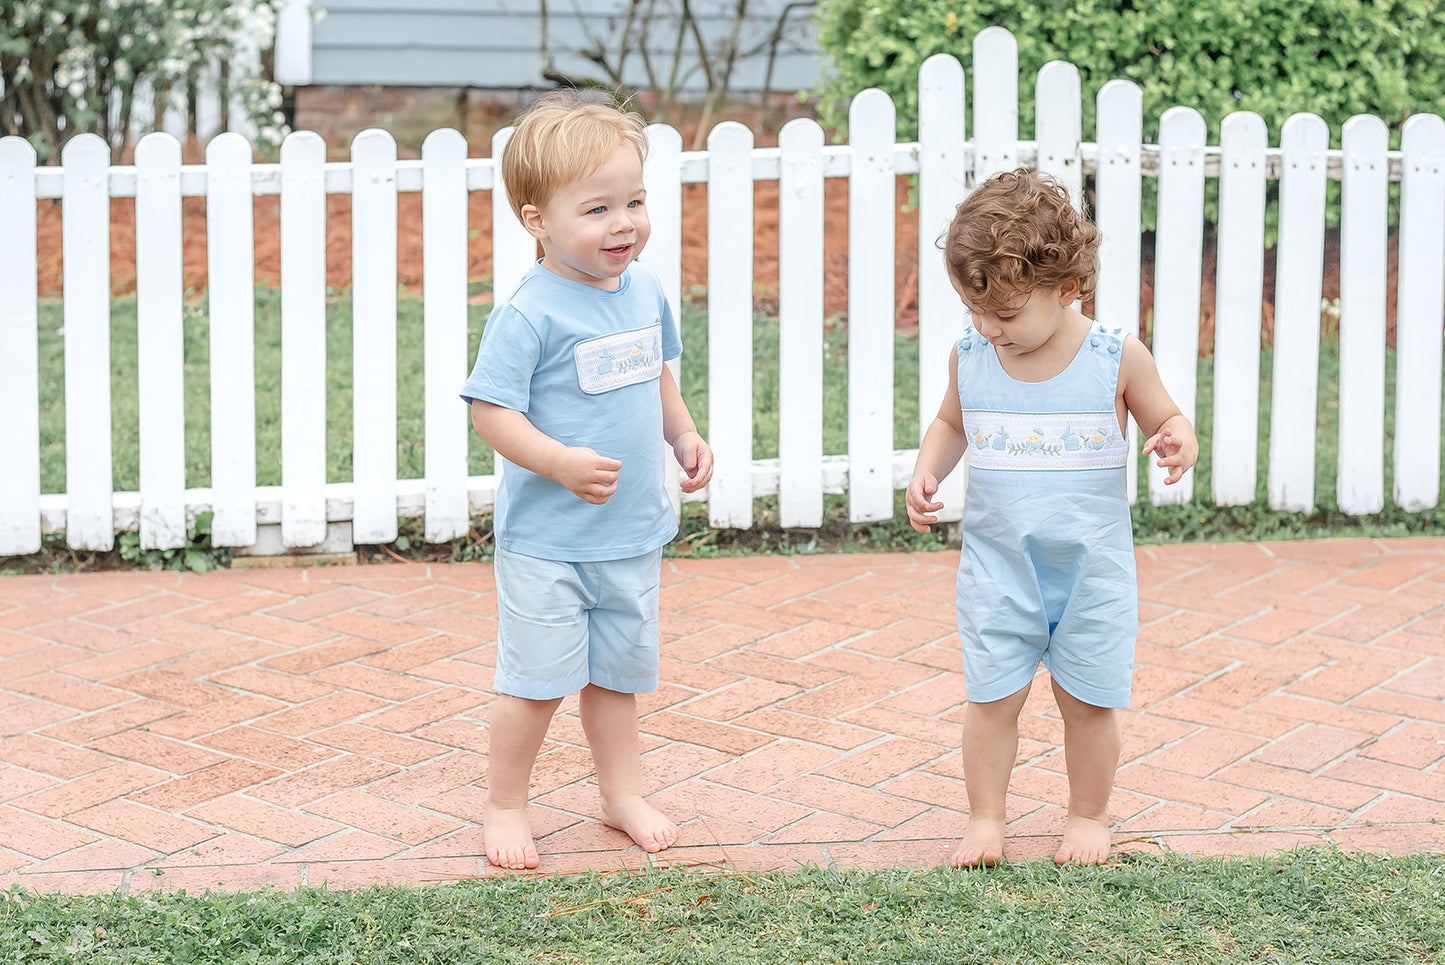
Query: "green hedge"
811 0 1444 230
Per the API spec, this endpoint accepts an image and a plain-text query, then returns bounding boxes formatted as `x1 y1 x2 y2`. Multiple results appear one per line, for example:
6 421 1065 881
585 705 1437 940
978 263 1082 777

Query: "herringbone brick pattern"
1 539 1444 893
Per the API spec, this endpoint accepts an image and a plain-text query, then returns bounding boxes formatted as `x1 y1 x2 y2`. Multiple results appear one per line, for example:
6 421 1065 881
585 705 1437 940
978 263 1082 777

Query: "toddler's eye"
628 199 643 208
588 205 606 215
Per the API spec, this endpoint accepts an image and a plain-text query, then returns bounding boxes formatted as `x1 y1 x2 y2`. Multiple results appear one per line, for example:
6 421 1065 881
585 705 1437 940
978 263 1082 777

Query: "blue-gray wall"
310 0 824 93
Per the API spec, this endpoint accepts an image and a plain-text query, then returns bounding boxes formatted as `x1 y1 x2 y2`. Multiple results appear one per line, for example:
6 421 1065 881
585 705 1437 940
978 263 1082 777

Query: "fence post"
135 132 188 550
706 121 755 528
1211 111 1268 507
1094 80 1143 504
351 128 399 544
918 54 966 524
847 89 897 523
778 117 825 529
62 134 116 551
1337 114 1388 515
206 132 259 547
0 137 41 556
972 27 1018 180
1267 114 1328 513
280 130 329 548
422 128 471 543
1148 107 1206 506
1393 113 1445 512
489 128 532 310
1036 61 1082 208
644 123 685 516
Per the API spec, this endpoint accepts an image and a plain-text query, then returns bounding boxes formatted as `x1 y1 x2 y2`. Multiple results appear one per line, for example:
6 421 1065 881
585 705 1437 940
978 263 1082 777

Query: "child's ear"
520 204 547 239
1058 278 1082 304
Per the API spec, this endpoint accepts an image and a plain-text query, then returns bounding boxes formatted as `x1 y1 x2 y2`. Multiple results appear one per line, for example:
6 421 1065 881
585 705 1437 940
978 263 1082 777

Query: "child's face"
953 277 1079 356
523 144 649 290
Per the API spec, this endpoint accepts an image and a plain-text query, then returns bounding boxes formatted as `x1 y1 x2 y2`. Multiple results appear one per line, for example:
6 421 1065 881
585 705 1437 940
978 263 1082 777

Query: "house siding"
309 0 825 92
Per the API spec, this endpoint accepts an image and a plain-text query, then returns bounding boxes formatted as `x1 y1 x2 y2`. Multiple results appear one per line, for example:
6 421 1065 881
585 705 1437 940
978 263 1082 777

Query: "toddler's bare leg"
485 694 564 869
580 684 679 853
1052 681 1118 865
953 682 1032 868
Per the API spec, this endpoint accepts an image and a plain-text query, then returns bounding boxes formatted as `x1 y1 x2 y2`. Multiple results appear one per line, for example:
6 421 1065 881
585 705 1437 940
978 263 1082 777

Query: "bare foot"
1054 815 1111 865
601 794 679 853
484 805 540 870
950 818 1005 868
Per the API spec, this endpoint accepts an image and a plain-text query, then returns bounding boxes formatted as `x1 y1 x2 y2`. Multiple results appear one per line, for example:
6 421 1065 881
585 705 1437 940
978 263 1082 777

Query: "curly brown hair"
941 169 1099 314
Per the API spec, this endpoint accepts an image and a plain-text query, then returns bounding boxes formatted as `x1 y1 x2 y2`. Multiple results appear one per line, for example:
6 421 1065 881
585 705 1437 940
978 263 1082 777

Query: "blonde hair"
500 90 649 223
941 169 1099 314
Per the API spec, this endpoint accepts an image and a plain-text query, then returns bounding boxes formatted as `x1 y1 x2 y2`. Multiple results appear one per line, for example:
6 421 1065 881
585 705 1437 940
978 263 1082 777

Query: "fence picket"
1211 112 1268 506
918 54 966 523
1267 114 1328 512
0 137 40 555
707 122 755 527
778 117 825 528
1036 61 1082 208
280 130 330 548
1337 115 1388 515
62 134 115 550
1393 114 1445 512
1093 80 1143 504
643 124 685 514
206 133 258 547
134 133 188 550
1148 107 1206 505
848 89 897 523
422 128 471 542
490 128 532 308
351 129 399 544
972 27 1018 180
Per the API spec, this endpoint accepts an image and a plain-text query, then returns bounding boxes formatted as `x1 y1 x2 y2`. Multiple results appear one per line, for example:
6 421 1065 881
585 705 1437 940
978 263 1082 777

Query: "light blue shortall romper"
955 321 1138 709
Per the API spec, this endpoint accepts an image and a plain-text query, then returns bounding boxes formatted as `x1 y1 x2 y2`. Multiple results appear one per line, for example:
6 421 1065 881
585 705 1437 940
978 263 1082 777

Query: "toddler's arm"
1119 337 1199 486
906 345 968 532
470 399 622 504
661 367 713 493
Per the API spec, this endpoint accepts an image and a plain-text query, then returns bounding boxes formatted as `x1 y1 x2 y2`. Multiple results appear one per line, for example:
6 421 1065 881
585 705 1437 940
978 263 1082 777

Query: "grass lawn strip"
4 851 1443 963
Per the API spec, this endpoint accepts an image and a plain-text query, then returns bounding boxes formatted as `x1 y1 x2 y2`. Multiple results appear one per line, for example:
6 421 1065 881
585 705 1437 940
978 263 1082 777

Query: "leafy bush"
0 0 287 161
811 0 1444 228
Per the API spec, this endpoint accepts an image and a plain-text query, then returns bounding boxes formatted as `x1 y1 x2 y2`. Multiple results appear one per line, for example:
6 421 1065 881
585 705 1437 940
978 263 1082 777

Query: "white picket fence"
2 26 1444 558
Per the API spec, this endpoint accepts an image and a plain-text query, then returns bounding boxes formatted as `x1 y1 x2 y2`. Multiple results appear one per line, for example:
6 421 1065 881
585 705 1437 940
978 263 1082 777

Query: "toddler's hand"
556 447 622 504
905 472 944 532
672 431 714 494
1143 425 1197 485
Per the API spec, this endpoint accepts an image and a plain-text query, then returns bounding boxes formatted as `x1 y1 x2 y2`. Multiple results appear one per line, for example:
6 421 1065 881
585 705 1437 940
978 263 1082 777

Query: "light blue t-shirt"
461 261 682 561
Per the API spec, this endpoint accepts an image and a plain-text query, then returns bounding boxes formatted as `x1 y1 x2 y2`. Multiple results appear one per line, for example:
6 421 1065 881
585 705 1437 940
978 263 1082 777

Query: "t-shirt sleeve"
459 303 541 411
659 286 682 362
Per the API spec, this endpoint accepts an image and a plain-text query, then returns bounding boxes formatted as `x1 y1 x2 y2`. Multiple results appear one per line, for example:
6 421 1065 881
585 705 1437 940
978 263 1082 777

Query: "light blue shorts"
493 546 663 701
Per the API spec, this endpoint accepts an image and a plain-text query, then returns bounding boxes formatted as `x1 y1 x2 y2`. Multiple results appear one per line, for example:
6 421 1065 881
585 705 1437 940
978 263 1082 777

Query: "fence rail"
2 26 1443 558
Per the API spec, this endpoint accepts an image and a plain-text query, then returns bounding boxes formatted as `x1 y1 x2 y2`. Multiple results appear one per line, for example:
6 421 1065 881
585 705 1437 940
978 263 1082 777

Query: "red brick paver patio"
2 539 1444 894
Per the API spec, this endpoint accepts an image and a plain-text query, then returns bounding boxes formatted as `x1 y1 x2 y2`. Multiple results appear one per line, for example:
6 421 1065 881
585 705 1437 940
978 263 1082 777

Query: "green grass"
30 292 1445 548
3 851 1442 963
